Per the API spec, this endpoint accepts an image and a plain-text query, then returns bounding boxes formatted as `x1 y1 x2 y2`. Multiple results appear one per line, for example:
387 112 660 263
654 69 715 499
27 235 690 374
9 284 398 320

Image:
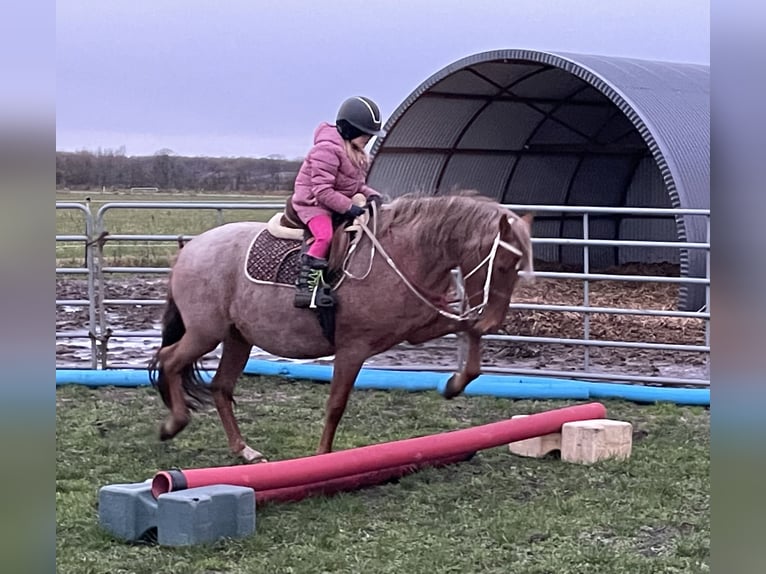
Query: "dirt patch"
633 524 681 557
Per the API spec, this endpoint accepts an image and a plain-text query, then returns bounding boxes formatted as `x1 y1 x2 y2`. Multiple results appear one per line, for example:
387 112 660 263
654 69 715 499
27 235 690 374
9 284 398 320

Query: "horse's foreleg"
211 333 266 463
317 351 366 454
443 331 482 399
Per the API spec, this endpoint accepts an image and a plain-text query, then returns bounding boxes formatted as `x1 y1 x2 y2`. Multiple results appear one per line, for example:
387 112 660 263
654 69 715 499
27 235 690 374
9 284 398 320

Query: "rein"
343 206 524 323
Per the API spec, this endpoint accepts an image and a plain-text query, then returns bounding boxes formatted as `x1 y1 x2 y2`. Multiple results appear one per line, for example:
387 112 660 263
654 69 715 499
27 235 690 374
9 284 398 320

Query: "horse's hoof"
238 445 268 463
159 424 175 441
159 416 189 441
442 375 459 400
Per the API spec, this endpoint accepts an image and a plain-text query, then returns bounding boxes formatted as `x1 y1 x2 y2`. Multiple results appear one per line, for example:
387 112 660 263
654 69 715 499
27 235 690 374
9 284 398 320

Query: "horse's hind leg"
211 330 266 463
157 332 219 440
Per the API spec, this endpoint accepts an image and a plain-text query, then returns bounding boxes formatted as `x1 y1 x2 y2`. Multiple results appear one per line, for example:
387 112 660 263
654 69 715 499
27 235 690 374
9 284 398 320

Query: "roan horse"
149 193 534 462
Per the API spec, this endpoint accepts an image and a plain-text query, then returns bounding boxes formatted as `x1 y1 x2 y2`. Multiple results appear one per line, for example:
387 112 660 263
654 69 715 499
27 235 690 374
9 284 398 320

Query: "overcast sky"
56 0 709 159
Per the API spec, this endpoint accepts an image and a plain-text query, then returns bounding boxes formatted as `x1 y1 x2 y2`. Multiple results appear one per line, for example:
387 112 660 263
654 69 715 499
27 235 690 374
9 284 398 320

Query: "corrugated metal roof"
438 154 518 197
368 49 709 311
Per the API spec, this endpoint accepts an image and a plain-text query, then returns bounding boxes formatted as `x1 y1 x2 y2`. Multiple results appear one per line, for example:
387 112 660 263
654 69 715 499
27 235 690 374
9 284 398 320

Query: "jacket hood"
313 122 344 147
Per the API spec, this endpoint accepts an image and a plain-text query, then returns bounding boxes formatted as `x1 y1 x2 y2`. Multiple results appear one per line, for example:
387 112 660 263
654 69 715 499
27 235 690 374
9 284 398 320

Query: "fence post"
84 200 99 369
704 214 710 378
582 212 591 371
95 209 110 369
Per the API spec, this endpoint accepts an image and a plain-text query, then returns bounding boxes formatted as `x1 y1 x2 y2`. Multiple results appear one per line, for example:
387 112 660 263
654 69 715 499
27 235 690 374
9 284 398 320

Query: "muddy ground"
56 263 708 384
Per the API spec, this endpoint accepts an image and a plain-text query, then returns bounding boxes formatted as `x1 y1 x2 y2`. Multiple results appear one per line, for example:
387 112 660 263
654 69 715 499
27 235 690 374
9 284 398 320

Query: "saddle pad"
244 229 303 286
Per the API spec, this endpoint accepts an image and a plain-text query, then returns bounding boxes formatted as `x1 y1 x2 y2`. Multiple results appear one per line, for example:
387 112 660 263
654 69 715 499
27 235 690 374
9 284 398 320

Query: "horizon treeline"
56 148 303 192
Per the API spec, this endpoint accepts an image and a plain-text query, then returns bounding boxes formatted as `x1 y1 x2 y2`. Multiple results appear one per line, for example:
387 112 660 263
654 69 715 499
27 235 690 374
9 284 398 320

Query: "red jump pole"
152 402 606 498
254 452 474 505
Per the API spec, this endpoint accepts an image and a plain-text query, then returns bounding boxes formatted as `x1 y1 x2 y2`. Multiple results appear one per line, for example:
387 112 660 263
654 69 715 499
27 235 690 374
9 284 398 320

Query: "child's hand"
346 205 366 218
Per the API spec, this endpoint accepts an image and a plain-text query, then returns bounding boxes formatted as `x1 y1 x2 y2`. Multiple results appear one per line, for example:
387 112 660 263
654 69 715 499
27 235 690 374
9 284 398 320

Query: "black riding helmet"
336 96 384 141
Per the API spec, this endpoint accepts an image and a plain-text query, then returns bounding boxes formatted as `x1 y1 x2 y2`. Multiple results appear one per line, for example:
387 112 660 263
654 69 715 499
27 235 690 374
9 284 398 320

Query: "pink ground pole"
254 452 474 505
152 402 606 498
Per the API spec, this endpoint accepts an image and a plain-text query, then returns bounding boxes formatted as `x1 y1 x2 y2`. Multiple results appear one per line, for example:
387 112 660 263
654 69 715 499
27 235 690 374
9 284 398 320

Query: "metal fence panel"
56 201 710 386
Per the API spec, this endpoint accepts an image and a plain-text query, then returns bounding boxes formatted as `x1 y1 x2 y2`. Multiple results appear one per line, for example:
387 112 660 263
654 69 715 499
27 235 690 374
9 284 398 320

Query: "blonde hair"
343 139 369 170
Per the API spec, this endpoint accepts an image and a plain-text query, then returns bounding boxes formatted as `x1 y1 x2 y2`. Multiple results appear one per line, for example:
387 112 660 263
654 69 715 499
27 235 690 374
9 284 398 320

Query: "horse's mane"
371 190 535 289
380 191 529 267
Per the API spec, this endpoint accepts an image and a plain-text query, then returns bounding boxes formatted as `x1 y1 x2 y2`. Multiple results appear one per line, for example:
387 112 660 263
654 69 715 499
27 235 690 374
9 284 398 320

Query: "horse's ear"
501 212 534 233
499 213 512 235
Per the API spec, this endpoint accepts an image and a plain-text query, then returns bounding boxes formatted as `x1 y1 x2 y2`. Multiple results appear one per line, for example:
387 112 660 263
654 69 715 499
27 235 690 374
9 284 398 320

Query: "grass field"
56 190 288 266
56 379 710 574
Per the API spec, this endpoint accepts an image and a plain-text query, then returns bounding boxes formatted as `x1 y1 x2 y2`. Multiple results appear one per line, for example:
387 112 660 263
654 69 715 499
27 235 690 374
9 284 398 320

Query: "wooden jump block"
507 415 562 458
560 419 633 464
508 416 632 464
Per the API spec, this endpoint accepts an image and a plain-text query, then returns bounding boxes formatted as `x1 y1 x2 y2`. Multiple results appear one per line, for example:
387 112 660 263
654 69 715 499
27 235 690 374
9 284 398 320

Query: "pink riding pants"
306 214 333 259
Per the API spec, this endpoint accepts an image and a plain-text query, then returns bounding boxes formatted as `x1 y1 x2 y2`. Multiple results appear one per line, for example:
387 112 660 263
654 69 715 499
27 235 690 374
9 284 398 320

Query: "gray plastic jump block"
157 485 256 547
98 480 255 546
98 479 158 542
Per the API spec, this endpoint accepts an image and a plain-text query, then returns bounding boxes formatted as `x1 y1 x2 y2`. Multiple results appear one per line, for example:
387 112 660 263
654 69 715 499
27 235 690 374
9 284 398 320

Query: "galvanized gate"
56 201 709 386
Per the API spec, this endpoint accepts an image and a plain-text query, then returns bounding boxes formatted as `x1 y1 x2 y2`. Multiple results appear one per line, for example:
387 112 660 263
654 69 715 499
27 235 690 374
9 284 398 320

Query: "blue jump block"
98 480 158 542
98 481 255 546
157 485 256 547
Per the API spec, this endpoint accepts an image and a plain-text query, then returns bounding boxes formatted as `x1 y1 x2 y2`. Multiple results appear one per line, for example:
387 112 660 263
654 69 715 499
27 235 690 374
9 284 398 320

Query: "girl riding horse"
289 96 384 307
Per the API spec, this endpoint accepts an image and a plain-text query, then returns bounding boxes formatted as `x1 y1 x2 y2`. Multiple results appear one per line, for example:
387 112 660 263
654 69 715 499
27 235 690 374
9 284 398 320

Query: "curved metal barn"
367 49 709 311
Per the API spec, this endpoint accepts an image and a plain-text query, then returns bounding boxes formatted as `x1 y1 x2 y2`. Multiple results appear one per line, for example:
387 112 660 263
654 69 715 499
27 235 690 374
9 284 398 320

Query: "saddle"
244 194 370 344
276 193 370 238
246 193 369 284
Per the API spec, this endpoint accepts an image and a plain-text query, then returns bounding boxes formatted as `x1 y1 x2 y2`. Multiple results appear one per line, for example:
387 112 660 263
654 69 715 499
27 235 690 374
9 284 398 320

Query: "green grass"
56 190 287 266
56 379 710 573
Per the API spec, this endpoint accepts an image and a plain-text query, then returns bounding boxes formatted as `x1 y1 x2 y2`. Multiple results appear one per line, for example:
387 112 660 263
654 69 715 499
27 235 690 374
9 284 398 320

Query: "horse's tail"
148 284 211 411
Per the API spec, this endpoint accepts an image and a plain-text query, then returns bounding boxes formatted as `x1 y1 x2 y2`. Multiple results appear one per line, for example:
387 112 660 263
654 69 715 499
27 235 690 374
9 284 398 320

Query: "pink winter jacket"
291 122 380 224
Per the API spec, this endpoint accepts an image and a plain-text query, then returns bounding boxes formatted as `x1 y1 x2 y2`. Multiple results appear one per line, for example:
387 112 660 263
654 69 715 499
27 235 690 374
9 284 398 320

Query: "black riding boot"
294 254 329 308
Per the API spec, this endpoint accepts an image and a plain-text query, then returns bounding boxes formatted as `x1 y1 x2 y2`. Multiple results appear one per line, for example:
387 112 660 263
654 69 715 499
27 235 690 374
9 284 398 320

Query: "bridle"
341 204 525 324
